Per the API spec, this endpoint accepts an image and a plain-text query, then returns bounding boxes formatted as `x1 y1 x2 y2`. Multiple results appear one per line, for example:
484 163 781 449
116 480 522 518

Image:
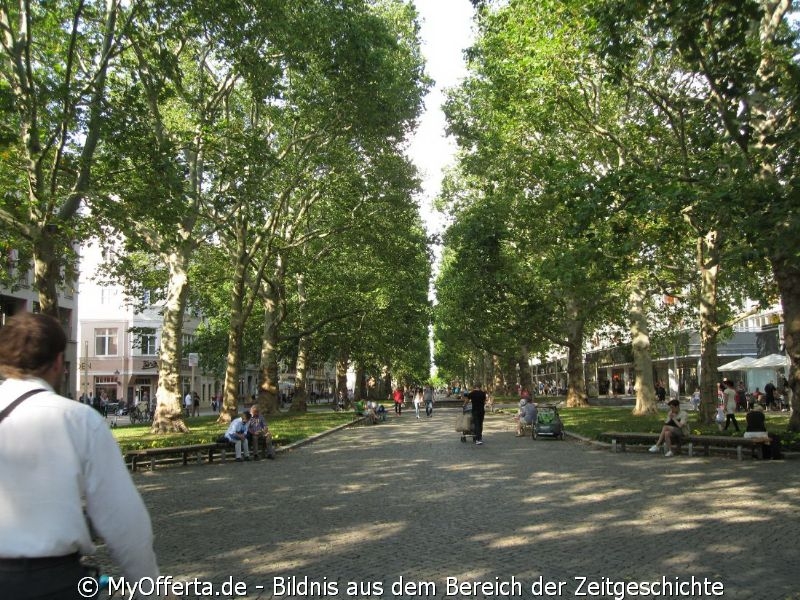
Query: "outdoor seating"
601 431 771 460
125 442 233 472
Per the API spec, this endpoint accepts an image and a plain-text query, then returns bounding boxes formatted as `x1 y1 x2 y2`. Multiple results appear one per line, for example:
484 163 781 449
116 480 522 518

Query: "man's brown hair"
0 312 67 379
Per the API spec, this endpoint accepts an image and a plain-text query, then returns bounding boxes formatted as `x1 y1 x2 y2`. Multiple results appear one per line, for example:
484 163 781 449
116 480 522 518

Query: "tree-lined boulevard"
2 1 799 435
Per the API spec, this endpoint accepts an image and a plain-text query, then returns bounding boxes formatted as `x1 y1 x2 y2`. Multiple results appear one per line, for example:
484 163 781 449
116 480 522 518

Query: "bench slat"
601 432 771 461
125 443 231 471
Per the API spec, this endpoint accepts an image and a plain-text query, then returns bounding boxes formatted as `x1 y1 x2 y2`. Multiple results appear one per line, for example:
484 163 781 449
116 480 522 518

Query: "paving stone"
93 410 800 600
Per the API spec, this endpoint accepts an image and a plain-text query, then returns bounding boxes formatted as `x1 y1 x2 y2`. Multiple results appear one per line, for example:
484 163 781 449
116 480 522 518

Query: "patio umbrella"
717 356 757 371
746 354 790 369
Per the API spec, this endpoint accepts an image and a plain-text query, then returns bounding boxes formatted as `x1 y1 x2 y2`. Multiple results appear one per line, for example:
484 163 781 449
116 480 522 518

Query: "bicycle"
129 404 142 424
129 402 152 425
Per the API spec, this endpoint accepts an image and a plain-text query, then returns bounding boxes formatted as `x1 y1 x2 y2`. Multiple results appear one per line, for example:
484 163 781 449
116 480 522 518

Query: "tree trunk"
697 232 721 426
258 284 282 415
771 256 800 431
151 249 191 433
32 232 61 317
494 354 506 395
629 279 658 415
501 355 515 396
289 273 311 413
353 364 366 402
564 299 588 407
290 336 311 413
219 267 247 424
336 349 350 408
518 345 532 395
382 365 392 400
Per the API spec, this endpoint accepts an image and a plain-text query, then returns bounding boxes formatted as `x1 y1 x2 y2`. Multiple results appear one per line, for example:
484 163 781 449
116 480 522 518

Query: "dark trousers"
425 401 433 416
724 413 740 431
395 402 402 414
0 553 94 600
472 409 485 441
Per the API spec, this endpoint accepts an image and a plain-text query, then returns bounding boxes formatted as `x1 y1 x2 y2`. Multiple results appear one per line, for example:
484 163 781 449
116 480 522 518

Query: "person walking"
464 383 487 445
184 391 193 416
423 385 434 417
392 388 403 416
0 313 162 599
413 388 423 419
764 381 777 411
723 380 740 432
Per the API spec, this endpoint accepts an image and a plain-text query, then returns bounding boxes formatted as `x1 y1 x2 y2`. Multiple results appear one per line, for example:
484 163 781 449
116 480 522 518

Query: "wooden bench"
601 432 771 461
125 442 234 472
601 432 677 454
686 435 771 461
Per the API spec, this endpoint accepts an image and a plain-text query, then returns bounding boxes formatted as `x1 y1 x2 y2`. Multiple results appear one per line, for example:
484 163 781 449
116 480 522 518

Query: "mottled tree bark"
629 279 657 415
151 250 191 433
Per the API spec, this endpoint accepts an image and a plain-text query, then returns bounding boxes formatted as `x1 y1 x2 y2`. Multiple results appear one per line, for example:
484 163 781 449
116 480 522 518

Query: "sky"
408 0 476 246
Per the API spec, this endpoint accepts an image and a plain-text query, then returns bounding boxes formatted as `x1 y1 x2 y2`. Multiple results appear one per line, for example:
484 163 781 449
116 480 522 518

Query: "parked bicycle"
129 401 152 425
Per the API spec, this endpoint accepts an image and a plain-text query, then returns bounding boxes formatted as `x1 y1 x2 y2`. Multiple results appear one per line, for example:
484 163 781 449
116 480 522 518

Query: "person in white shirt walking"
0 313 161 599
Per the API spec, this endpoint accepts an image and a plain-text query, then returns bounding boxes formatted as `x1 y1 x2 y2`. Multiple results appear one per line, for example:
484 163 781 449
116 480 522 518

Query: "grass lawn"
112 412 359 453
492 401 797 448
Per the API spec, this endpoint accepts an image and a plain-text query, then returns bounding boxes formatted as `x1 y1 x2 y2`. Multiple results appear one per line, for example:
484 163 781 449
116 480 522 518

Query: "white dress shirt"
0 377 159 582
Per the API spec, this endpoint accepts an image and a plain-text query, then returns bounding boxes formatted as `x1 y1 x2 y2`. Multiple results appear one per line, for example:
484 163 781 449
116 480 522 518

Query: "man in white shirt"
184 391 193 416
224 412 251 461
0 313 161 599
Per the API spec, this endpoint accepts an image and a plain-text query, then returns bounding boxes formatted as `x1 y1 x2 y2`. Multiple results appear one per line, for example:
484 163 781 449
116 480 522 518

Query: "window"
140 328 157 356
95 328 118 356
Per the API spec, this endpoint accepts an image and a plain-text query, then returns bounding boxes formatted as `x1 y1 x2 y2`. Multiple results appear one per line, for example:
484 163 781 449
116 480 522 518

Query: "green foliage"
435 0 795 396
112 412 357 453
532 406 793 447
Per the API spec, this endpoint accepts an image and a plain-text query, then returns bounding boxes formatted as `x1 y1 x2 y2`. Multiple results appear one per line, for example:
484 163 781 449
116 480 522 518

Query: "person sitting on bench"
744 403 782 459
744 403 768 439
247 405 275 460
649 399 688 457
224 411 252 462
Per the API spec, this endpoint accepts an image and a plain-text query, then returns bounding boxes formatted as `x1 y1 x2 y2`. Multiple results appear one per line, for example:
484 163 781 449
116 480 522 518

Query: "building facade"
77 244 215 407
0 250 78 398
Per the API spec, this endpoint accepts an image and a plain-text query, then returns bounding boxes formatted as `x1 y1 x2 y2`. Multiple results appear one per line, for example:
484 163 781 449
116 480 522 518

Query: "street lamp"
82 340 90 399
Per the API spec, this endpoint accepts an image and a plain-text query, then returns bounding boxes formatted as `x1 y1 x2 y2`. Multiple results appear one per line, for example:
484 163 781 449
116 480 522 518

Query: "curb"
564 430 612 450
276 416 367 455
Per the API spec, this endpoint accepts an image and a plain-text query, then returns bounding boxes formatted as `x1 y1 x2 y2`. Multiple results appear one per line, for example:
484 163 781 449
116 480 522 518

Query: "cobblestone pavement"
96 410 800 600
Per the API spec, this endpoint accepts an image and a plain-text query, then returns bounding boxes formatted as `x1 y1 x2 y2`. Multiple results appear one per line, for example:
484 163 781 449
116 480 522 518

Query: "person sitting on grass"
649 399 688 457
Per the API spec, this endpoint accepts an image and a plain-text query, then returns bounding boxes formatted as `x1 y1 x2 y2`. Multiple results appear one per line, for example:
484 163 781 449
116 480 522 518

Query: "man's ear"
45 352 66 388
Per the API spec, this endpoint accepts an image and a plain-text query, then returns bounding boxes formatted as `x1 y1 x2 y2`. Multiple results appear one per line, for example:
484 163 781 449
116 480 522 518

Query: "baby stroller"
532 405 564 440
456 404 475 443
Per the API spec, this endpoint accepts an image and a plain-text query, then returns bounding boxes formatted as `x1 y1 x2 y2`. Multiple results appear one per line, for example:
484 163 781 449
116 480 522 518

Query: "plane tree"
93 0 428 428
587 0 794 422
0 0 134 315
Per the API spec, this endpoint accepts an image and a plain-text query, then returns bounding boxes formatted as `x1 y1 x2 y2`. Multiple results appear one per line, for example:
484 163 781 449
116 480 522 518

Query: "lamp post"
82 340 90 400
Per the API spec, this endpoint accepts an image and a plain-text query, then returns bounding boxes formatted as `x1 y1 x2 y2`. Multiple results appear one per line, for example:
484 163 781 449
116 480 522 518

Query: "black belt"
0 552 79 569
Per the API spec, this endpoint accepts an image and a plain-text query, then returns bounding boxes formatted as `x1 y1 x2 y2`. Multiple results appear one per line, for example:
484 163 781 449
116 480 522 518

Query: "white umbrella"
746 354 790 369
717 356 757 371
